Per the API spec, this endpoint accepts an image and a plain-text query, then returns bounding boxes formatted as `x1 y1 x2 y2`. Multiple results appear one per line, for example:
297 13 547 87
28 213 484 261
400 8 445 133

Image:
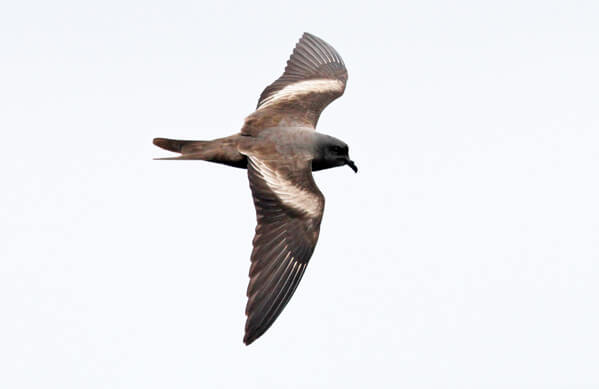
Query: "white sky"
2 1 598 388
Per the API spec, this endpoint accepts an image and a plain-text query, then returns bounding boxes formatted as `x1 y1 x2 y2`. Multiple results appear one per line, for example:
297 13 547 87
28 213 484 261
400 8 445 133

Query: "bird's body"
154 33 356 345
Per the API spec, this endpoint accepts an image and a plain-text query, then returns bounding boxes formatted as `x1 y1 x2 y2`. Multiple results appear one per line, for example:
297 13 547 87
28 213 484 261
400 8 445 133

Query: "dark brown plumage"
153 32 356 345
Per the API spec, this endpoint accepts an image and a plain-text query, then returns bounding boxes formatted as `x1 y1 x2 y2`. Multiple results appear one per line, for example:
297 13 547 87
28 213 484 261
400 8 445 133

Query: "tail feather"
153 152 212 161
152 135 247 169
153 138 208 154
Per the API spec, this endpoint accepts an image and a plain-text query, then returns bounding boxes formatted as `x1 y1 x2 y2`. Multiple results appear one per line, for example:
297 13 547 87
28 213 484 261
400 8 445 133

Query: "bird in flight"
153 32 356 345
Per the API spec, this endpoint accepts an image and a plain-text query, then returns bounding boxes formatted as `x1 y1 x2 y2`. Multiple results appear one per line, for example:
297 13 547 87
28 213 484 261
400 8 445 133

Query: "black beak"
346 159 358 173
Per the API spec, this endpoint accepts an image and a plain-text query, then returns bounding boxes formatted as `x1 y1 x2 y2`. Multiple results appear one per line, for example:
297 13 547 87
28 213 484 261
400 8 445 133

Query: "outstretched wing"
243 155 325 345
242 33 348 135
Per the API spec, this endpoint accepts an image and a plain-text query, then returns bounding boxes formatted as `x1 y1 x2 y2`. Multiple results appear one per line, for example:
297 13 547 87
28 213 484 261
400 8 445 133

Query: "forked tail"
153 138 209 155
152 135 247 168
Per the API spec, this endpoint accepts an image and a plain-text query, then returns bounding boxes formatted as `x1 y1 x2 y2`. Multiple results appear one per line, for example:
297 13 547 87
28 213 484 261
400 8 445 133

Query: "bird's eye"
331 146 343 153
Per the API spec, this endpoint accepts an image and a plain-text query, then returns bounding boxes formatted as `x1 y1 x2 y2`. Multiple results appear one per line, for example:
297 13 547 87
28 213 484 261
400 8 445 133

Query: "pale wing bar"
258 79 345 110
248 156 323 218
244 156 324 344
257 32 347 110
242 33 348 131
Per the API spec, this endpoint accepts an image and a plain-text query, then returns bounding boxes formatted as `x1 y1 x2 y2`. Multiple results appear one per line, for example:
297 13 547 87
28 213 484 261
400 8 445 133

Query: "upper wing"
242 33 348 135
243 155 325 345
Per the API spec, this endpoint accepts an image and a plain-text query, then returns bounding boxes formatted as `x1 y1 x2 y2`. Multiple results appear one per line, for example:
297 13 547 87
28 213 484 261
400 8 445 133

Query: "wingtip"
243 333 256 346
300 32 324 45
243 317 268 346
299 32 329 47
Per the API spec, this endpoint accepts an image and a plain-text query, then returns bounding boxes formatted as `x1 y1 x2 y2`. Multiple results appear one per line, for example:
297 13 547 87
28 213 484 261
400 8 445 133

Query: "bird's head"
315 135 358 173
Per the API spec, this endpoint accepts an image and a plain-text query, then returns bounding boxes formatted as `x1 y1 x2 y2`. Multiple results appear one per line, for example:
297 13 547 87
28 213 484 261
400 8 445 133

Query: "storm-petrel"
153 32 356 345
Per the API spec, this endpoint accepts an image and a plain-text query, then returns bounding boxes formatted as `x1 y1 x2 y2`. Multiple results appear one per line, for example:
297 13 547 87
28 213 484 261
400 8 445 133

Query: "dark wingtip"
244 321 269 346
243 333 256 346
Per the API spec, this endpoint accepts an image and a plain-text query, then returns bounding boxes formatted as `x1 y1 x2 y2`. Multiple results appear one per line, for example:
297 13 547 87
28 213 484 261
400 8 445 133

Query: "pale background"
1 1 598 388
